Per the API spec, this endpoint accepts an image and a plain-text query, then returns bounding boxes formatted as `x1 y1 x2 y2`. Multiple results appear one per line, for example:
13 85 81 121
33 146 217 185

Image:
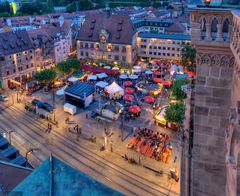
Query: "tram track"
0 103 179 195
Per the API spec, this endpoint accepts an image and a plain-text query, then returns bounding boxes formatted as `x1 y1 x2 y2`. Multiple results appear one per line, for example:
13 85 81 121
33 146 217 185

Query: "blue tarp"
65 82 94 99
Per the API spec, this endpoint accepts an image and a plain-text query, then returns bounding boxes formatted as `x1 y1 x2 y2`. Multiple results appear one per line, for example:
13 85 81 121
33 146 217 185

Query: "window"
158 46 161 49
163 47 166 50
108 55 111 59
26 64 29 69
85 43 88 48
30 56 33 59
80 42 83 47
31 63 34 67
7 71 9 75
173 41 175 44
167 47 170 50
26 57 28 60
158 53 161 55
163 53 165 56
85 52 89 57
115 46 119 51
149 46 152 49
172 54 175 57
154 46 157 50
149 52 152 55
122 46 126 52
122 56 126 62
167 53 170 56
172 48 175 51
13 69 16 73
177 48 180 52
12 61 15 64
153 52 157 55
114 55 119 61
80 51 84 56
9 55 12 59
90 43 94 48
30 50 32 53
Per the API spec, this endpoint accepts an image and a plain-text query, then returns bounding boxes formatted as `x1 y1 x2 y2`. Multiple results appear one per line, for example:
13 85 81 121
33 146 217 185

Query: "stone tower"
181 2 240 196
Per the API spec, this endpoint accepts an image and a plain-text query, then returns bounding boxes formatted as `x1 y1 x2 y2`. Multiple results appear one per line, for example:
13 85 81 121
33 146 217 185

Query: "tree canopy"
181 44 196 69
172 79 189 101
55 58 80 74
165 103 185 124
34 69 57 85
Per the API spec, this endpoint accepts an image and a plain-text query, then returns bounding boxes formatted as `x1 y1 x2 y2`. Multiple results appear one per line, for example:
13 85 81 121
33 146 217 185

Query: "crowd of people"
127 128 173 163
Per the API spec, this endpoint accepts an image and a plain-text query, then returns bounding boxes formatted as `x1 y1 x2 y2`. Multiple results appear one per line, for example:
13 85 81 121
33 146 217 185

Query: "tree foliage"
34 69 57 85
181 44 196 68
165 103 185 124
172 79 189 100
56 58 80 74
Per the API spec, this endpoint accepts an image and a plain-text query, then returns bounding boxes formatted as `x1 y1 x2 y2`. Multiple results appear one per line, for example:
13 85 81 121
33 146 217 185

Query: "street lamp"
25 148 33 161
204 0 211 7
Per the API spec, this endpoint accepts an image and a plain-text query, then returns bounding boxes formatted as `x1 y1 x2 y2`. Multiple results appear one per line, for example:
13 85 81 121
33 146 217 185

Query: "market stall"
104 82 124 98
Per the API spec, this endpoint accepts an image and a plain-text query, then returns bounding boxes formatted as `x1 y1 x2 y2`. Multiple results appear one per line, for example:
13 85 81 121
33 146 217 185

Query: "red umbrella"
162 80 172 86
123 94 134 101
128 105 141 114
124 81 133 86
125 87 135 94
154 71 164 75
153 78 162 83
144 95 155 103
187 71 196 78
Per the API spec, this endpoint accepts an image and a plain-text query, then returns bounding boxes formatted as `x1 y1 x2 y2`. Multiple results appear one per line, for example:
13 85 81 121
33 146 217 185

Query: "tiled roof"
165 22 186 33
0 161 32 193
11 156 122 195
78 13 136 44
0 30 34 56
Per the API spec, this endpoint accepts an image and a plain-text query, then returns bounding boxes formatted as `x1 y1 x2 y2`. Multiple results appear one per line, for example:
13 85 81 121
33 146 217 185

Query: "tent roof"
105 82 124 94
96 81 109 88
65 82 94 99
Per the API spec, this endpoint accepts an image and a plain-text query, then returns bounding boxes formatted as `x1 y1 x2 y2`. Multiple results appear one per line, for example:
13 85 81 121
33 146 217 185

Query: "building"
0 30 35 89
137 33 190 62
181 1 240 196
77 12 137 67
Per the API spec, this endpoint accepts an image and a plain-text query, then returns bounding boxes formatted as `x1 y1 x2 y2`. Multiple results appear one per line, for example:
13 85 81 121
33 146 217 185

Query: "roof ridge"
0 160 33 172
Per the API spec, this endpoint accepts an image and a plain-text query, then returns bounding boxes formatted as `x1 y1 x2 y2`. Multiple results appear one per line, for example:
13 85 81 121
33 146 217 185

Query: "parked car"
42 102 54 113
0 95 9 102
31 99 42 107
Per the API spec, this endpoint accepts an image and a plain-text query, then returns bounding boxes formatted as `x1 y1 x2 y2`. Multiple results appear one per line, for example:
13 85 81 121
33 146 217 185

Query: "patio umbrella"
87 74 97 80
56 89 65 95
125 87 135 94
123 94 134 101
104 66 111 69
153 78 162 83
187 71 196 78
145 70 153 75
120 75 128 80
96 73 108 79
144 95 155 103
112 67 120 70
154 71 164 76
129 74 138 80
124 81 133 86
68 77 78 82
128 105 141 114
162 80 172 86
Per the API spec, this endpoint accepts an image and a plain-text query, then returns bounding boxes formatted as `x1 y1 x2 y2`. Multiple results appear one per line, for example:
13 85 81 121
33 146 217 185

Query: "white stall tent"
87 75 97 80
105 82 124 96
96 73 108 79
64 103 77 115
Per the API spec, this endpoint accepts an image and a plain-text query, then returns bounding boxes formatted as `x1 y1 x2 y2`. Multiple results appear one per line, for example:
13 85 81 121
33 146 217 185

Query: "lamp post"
204 0 211 7
25 148 33 162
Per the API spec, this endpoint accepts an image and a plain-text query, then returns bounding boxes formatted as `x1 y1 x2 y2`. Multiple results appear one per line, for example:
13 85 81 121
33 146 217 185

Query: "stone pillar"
191 53 234 196
217 23 224 42
206 23 212 41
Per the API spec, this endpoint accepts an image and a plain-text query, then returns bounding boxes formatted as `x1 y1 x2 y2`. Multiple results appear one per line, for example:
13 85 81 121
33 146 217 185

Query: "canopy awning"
129 74 138 80
120 75 128 79
128 105 141 114
68 77 78 82
87 75 97 80
96 73 108 79
95 81 109 88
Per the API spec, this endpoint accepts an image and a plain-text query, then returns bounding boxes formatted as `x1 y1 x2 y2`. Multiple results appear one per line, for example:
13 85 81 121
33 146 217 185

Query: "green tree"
0 12 11 17
34 69 57 85
66 58 80 72
181 44 196 68
56 58 79 75
172 79 189 100
165 103 185 124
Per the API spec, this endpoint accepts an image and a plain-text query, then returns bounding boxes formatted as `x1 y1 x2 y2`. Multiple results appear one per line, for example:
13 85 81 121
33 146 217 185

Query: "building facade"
0 30 35 89
77 13 137 67
181 1 240 196
137 32 190 62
